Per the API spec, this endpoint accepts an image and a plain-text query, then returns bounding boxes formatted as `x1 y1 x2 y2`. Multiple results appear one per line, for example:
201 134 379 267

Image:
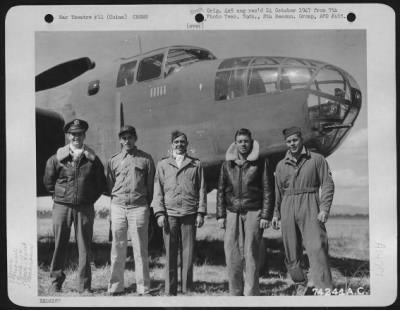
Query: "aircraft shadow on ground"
38 237 369 278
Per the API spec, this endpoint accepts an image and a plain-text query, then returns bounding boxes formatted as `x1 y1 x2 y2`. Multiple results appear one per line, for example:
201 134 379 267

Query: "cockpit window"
116 60 137 88
251 58 279 66
136 53 164 82
248 68 278 95
218 58 252 70
165 48 215 77
281 68 313 90
313 67 347 97
283 58 307 66
215 69 247 101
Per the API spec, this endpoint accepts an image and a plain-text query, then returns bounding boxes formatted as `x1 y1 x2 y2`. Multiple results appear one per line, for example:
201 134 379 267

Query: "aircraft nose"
306 67 362 156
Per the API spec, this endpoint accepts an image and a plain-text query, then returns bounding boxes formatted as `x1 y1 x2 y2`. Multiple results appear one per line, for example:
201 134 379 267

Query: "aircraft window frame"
218 58 253 70
283 58 308 66
215 68 248 101
165 48 215 77
313 68 347 99
247 67 279 95
280 67 314 90
251 58 279 66
136 53 165 82
116 60 137 88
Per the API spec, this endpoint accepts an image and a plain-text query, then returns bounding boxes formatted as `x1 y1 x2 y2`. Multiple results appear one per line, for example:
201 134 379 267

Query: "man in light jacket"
152 130 207 296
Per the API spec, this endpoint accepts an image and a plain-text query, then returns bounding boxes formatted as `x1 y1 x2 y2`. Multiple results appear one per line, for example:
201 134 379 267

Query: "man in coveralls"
152 130 207 295
43 119 107 293
272 126 334 295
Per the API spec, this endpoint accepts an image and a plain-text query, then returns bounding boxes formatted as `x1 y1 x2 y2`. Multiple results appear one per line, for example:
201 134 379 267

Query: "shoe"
138 292 152 296
108 291 124 296
304 286 315 296
294 283 308 296
79 288 93 294
48 273 66 293
48 282 62 293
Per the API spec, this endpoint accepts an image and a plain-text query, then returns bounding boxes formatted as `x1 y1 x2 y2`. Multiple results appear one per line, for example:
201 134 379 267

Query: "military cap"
282 126 302 139
118 125 137 138
171 130 187 142
64 119 89 133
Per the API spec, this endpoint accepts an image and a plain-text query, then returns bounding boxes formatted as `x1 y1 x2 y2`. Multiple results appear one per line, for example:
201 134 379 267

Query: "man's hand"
157 215 166 228
317 210 329 223
196 214 204 228
218 218 226 229
260 219 270 229
271 216 280 230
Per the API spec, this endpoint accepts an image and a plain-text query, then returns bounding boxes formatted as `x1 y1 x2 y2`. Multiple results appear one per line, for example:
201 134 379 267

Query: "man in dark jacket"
43 119 106 293
272 126 334 295
217 128 274 296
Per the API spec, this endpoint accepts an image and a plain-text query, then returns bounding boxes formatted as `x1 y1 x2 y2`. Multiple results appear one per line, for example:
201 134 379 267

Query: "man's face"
172 135 188 155
236 134 252 156
68 132 85 148
285 133 303 155
120 133 137 151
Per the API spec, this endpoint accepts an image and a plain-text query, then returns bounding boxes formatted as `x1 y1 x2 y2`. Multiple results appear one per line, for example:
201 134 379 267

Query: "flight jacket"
216 140 275 220
152 155 207 218
43 144 106 206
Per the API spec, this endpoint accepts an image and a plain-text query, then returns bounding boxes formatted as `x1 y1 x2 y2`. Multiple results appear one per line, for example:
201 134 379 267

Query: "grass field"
37 200 369 297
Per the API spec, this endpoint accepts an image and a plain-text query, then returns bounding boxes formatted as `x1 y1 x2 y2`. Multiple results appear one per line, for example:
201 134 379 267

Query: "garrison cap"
283 126 302 139
64 119 89 133
171 130 187 142
118 125 137 138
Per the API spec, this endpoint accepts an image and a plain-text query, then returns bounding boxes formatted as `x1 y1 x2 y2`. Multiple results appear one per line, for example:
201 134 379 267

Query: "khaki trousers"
281 194 332 289
108 204 150 294
224 209 262 296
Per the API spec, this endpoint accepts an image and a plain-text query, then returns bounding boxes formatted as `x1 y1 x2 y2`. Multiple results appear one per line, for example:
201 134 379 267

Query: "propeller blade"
36 57 95 92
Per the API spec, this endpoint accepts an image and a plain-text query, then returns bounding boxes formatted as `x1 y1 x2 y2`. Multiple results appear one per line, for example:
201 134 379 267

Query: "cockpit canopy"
116 45 216 87
215 56 362 156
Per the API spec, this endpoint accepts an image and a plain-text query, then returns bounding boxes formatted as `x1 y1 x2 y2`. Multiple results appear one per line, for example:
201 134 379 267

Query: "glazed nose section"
307 66 362 156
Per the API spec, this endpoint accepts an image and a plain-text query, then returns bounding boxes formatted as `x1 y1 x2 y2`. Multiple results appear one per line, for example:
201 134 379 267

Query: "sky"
36 30 368 209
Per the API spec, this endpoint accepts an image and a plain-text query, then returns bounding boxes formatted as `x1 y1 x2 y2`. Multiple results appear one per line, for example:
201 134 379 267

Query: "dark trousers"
162 214 196 295
50 202 95 291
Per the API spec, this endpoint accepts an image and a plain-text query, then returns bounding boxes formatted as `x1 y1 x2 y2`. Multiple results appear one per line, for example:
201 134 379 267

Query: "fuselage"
36 45 362 192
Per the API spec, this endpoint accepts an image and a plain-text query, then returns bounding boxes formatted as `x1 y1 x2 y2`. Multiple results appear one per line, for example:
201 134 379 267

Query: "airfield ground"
37 199 369 296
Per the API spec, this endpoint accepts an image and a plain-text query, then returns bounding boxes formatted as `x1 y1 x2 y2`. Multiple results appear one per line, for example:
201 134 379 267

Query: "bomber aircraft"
36 44 362 198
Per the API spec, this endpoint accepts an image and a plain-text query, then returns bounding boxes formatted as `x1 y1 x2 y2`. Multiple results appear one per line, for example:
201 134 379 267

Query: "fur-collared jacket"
43 144 106 206
216 140 275 220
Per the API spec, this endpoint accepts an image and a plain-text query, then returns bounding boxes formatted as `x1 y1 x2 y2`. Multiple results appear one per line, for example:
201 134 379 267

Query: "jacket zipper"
238 165 242 212
74 157 81 205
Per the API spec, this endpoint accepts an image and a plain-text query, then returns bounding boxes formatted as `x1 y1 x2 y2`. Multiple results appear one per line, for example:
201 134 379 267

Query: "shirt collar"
122 147 138 158
285 146 308 164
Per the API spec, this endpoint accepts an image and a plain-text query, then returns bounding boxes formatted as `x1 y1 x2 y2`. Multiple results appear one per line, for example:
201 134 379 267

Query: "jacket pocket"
55 184 66 198
134 165 146 188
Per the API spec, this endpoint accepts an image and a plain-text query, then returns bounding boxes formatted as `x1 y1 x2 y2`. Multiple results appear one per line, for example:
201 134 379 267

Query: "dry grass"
37 201 370 297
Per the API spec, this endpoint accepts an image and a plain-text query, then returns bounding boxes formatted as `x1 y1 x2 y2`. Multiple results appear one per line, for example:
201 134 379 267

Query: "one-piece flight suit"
274 147 334 289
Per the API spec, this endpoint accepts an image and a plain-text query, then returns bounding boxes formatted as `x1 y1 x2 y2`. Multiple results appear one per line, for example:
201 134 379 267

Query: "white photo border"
5 3 397 307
